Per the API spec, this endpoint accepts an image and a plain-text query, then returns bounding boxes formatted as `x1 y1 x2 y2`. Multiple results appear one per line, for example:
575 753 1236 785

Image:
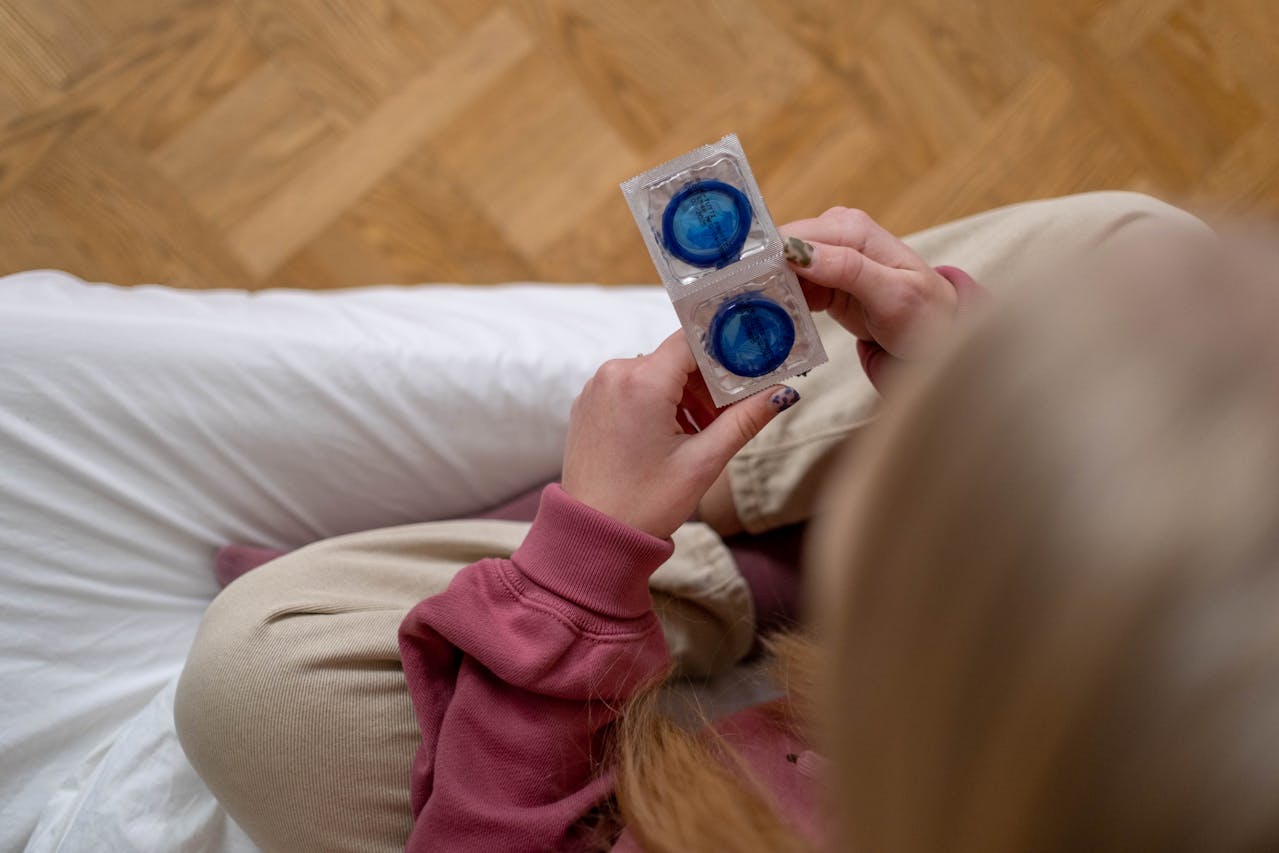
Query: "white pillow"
0 270 675 852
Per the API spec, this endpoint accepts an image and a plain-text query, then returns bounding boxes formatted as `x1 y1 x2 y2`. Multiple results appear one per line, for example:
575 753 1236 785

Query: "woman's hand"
561 331 799 539
780 207 977 388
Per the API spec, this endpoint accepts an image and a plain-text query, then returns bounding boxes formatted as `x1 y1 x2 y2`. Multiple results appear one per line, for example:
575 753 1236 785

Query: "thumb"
694 385 801 468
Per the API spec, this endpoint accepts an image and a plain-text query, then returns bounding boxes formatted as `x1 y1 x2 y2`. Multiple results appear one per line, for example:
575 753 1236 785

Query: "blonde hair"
617 239 1279 851
613 633 817 852
817 252 1279 851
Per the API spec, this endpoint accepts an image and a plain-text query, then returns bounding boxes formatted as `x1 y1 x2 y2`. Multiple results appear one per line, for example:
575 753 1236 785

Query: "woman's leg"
725 192 1212 533
175 515 750 853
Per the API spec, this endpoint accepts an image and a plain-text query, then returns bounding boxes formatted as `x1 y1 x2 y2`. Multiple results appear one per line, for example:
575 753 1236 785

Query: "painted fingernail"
782 236 814 268
769 386 801 412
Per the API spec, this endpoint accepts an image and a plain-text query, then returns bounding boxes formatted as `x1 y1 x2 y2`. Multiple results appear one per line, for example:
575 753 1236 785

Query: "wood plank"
151 60 342 229
0 126 252 286
0 0 111 103
278 142 536 287
1110 2 1262 189
0 1 261 198
518 0 816 152
748 78 884 225
226 7 535 277
1089 0 1182 57
1195 118 1279 213
95 1 263 152
0 0 1277 288
429 52 640 260
881 67 1079 231
235 0 446 122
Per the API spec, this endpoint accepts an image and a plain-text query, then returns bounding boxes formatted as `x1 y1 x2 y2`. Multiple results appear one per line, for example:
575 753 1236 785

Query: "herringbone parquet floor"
1 0 1276 289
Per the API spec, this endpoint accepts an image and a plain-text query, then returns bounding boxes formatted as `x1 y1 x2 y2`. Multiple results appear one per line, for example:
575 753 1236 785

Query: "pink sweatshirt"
398 484 822 851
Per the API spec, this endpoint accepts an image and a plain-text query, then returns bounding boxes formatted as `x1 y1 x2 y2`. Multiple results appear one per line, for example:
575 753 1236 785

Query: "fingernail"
782 236 814 268
769 386 801 412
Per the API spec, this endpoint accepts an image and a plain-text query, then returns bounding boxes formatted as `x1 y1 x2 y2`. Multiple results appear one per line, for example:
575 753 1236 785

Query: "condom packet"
621 133 827 407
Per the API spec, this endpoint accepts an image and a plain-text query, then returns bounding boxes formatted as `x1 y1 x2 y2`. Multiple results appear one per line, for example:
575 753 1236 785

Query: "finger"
677 369 721 434
782 207 926 270
796 275 836 312
647 329 698 375
789 239 909 312
692 384 800 469
797 275 871 340
857 339 900 394
935 264 988 319
645 329 708 410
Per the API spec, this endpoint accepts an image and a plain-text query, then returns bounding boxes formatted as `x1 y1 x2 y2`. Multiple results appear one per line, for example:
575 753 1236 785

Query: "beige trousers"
175 192 1205 853
726 191 1209 533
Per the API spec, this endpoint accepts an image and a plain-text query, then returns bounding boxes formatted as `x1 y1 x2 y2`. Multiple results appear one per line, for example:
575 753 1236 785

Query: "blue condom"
709 294 795 378
661 180 753 267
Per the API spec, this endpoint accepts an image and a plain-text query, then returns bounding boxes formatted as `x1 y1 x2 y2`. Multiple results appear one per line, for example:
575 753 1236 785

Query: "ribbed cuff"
511 484 675 620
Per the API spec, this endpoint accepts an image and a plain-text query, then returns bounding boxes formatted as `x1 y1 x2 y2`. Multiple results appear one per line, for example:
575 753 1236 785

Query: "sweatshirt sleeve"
397 484 674 852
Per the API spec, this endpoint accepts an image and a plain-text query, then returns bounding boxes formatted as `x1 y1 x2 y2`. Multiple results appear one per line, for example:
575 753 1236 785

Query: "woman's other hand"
780 207 978 389
561 331 799 539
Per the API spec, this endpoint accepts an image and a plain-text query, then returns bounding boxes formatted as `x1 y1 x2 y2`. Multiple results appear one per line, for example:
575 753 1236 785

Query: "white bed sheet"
0 271 679 852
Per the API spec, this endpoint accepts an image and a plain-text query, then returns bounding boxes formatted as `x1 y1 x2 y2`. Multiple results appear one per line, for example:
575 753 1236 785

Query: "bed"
2 270 781 852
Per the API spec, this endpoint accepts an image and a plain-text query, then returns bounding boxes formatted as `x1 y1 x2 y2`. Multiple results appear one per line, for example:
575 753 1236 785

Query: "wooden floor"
0 0 1276 289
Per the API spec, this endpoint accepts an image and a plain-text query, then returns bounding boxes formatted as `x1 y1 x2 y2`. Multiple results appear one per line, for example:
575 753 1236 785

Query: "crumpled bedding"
0 270 678 852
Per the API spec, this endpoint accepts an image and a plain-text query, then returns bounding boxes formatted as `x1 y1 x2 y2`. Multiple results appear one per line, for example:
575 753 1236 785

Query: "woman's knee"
175 563 417 852
174 572 295 830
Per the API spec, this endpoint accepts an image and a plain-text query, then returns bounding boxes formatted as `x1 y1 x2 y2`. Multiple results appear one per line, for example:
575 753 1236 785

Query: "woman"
808 222 1279 853
177 192 1257 851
